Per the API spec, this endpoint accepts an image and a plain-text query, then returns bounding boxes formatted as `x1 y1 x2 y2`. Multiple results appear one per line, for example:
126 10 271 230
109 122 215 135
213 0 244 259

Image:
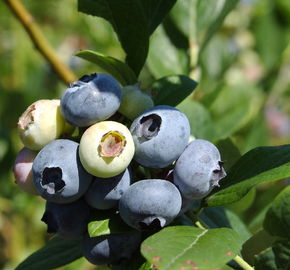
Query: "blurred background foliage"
1 0 290 269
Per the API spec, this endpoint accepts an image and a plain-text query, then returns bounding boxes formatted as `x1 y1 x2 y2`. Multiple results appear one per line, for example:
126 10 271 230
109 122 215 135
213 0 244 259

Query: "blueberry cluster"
13 73 226 266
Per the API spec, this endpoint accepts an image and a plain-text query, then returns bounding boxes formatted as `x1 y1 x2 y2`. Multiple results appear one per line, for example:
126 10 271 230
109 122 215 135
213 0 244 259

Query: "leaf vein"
165 229 208 269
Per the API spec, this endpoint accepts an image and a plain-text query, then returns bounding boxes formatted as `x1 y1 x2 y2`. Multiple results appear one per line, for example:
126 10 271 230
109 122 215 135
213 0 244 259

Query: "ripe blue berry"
84 166 132 210
81 230 142 265
173 139 226 200
60 73 122 127
119 179 182 231
130 105 190 168
32 139 93 203
41 197 91 239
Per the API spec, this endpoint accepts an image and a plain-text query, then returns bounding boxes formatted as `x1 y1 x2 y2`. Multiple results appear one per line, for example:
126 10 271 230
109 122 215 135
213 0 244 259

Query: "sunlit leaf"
146 25 189 78
88 210 136 237
141 226 242 270
74 50 137 86
201 144 290 208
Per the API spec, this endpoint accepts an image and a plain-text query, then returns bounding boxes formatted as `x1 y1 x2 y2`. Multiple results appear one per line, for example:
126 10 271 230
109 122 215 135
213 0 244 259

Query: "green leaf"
15 237 82 270
215 138 241 172
196 0 225 35
78 0 149 77
74 50 138 86
151 75 198 107
146 25 189 78
198 206 252 243
199 0 239 54
253 11 289 71
263 185 290 239
209 83 263 141
201 144 290 208
176 98 214 141
141 226 242 270
139 0 177 35
88 210 136 237
255 239 290 270
241 230 276 267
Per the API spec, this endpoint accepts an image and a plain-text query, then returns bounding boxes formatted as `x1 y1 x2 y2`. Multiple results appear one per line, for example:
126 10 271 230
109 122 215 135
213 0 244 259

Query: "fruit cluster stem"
4 0 78 85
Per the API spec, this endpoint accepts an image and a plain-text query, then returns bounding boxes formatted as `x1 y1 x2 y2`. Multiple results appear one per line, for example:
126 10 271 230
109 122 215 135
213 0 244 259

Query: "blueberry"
130 105 190 168
81 230 142 265
173 139 226 200
13 146 39 196
119 179 182 231
32 139 93 203
177 197 195 217
60 73 122 127
118 82 154 121
17 99 65 151
41 197 91 239
79 121 135 178
84 166 132 210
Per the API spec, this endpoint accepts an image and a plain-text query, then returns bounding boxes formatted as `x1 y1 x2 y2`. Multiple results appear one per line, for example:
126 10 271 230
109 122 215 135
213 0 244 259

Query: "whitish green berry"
79 121 135 178
118 82 154 121
17 99 65 151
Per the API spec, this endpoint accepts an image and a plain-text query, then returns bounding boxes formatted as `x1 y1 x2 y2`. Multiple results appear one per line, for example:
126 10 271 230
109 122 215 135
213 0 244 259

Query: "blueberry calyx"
99 131 127 158
69 73 97 88
136 114 161 140
42 167 65 194
18 104 35 130
211 161 227 187
79 73 97 83
138 218 162 231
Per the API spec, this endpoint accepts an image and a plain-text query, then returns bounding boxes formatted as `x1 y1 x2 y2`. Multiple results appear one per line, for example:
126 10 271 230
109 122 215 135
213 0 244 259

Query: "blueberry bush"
2 0 290 270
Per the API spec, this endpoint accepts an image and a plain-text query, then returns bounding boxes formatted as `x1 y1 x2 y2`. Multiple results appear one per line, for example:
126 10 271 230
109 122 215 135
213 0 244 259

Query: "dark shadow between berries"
138 218 162 231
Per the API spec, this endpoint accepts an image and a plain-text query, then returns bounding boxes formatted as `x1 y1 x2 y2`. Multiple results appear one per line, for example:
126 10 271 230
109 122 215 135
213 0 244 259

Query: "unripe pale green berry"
79 121 135 178
118 82 154 121
17 99 65 151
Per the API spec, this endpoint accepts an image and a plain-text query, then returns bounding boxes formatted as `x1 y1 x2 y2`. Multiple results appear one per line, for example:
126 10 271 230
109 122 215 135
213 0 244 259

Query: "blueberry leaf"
201 144 290 208
255 239 290 270
263 185 290 239
147 25 189 78
199 206 252 243
176 98 214 141
78 0 149 77
199 0 239 54
139 0 177 35
88 210 135 237
74 50 138 86
15 236 82 270
141 226 242 270
151 75 198 107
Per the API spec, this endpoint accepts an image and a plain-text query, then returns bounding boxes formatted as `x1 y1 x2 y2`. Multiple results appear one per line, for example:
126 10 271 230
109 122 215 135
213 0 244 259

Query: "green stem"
185 210 254 270
185 209 208 230
233 255 254 270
